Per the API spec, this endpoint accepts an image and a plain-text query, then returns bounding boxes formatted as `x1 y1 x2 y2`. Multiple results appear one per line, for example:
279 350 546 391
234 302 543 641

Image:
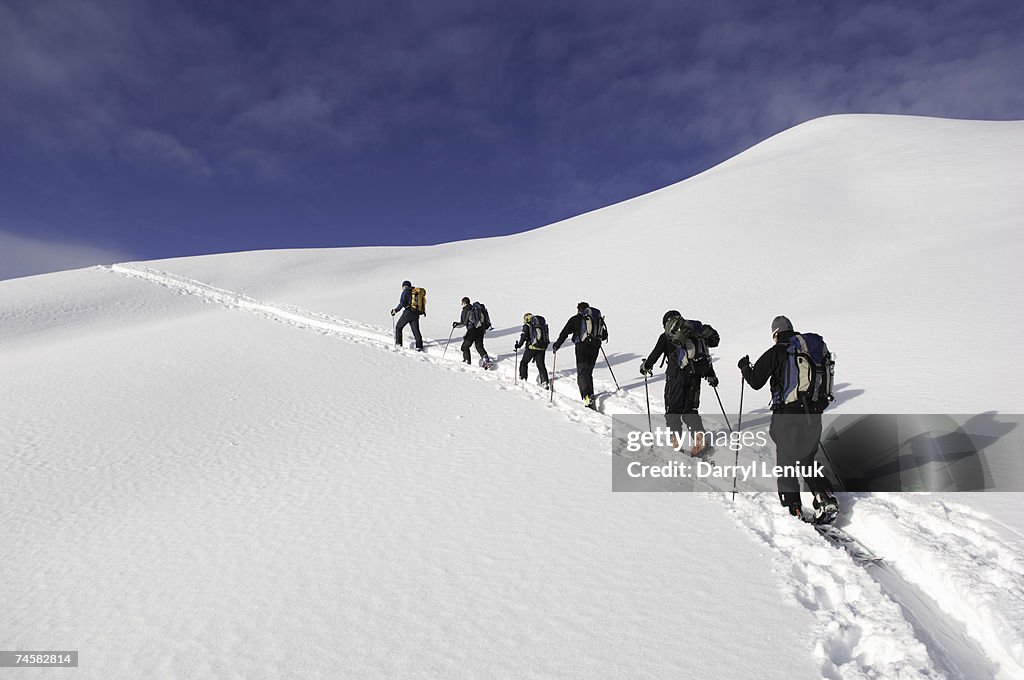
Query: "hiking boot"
787 504 803 520
812 492 839 525
584 395 596 410
689 431 707 457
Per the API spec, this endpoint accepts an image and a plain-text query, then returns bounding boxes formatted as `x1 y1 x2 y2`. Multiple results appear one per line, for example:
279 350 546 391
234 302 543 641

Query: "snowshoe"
812 493 839 525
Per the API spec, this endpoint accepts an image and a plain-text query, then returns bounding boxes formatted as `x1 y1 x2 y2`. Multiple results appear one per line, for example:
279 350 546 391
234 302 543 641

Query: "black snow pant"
395 309 423 350
769 410 833 508
665 412 706 441
519 347 549 384
664 373 704 434
461 327 488 363
574 341 601 400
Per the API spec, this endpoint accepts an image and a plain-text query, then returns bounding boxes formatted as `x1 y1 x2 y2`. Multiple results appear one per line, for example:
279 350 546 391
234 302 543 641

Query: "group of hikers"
391 280 840 523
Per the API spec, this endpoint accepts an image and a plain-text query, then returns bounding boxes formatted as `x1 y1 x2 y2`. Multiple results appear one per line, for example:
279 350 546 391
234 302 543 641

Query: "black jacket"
393 286 413 314
553 313 607 350
516 323 547 350
742 330 795 410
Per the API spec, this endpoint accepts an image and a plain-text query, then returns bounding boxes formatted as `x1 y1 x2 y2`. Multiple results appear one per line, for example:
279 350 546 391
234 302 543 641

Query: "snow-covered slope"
133 114 1024 414
2 115 1023 678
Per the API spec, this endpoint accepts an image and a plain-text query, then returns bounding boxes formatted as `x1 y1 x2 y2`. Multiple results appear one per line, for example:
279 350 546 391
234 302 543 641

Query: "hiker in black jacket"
514 313 550 386
640 310 719 456
552 302 607 409
453 297 492 366
738 315 838 521
391 280 424 351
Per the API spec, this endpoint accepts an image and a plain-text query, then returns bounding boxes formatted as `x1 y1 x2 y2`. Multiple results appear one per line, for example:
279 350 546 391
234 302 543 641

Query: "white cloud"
0 230 133 281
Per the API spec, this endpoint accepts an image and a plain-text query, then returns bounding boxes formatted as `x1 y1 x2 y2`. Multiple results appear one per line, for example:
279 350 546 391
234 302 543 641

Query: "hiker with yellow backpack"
391 280 426 352
515 313 550 387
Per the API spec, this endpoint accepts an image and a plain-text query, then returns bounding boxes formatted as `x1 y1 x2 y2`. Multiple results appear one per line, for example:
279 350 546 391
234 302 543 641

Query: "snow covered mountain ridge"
2 114 1023 679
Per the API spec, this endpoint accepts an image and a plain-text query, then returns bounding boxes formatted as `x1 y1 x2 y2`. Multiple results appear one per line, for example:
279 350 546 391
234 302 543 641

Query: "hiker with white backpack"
640 310 720 456
551 302 608 409
453 297 494 368
738 315 839 523
514 313 550 387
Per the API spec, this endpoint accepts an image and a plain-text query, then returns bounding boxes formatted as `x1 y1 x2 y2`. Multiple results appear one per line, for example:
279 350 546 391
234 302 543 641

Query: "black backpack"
468 302 491 330
663 315 718 377
528 315 550 349
575 307 607 344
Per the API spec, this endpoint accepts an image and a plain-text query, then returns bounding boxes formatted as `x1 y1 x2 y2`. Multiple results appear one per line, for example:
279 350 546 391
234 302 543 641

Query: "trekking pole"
712 385 733 432
817 439 845 492
441 327 456 361
600 346 620 391
514 345 519 385
391 313 396 345
550 350 557 403
643 373 652 432
732 380 745 501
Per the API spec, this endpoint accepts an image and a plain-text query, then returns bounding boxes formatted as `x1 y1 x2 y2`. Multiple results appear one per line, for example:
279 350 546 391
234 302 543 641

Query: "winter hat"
523 313 534 322
663 310 681 325
461 297 471 305
577 301 590 311
771 315 794 335
402 280 412 287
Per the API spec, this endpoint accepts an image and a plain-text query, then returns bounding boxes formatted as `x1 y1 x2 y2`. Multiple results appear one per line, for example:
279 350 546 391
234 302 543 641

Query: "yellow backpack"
410 287 427 314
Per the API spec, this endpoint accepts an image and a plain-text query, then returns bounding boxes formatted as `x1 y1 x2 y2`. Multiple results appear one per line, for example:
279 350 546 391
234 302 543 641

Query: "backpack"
773 333 835 413
575 307 607 344
409 287 426 314
664 316 717 377
528 315 550 349
468 301 491 330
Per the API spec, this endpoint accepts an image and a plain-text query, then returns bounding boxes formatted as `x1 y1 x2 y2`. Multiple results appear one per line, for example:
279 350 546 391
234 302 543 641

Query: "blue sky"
1 0 1022 278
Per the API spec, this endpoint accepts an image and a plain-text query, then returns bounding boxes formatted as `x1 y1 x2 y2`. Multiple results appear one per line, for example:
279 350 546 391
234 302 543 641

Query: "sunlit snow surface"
2 115 1022 678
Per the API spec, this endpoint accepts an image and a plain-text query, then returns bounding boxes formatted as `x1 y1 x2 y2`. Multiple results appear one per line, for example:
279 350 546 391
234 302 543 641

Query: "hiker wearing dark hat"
391 280 424 351
738 315 839 522
515 313 550 386
453 297 493 366
640 310 720 456
552 302 608 409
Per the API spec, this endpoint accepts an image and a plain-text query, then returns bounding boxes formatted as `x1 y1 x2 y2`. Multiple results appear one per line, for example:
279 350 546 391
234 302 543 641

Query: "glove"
737 355 751 372
639 360 652 377
452 321 459 328
707 375 719 388
514 341 521 350
552 343 560 352
391 309 396 317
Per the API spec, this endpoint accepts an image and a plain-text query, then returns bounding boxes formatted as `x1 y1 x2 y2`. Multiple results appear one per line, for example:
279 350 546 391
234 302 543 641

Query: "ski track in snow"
105 263 649 437
104 262 1023 679
848 494 1024 679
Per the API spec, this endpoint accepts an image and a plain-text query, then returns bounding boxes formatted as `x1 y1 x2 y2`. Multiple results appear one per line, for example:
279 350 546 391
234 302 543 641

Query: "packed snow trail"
106 263 651 434
848 494 1024 677
103 262 1024 679
722 493 1009 679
